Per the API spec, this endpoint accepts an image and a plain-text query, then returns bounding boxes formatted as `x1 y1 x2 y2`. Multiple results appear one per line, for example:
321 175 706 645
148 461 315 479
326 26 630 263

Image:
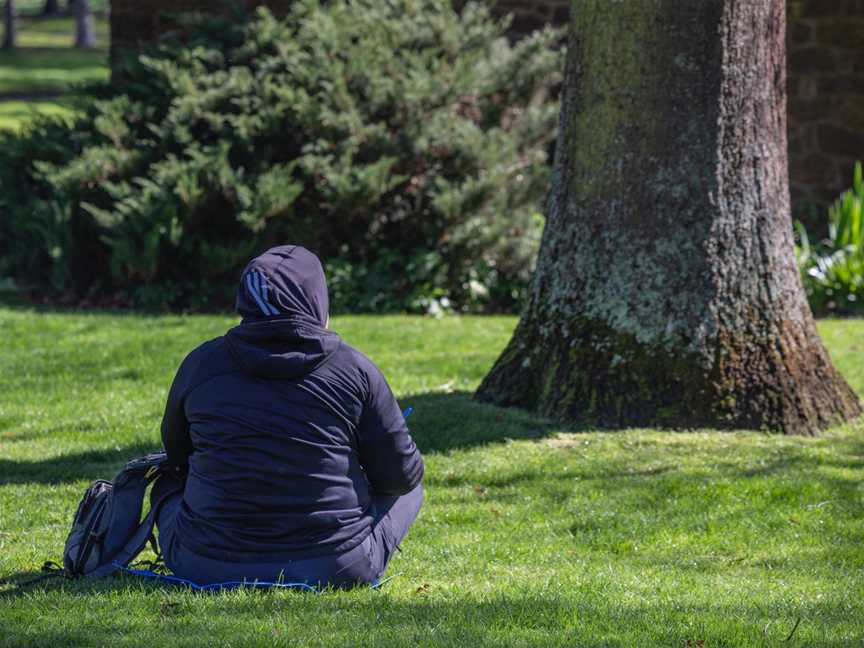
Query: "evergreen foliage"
0 0 562 312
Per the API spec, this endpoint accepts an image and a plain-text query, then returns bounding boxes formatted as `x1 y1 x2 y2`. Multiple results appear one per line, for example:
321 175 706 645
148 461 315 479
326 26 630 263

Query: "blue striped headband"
245 269 279 316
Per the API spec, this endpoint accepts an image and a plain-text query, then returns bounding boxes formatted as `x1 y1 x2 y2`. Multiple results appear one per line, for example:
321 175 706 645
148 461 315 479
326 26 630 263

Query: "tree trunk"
41 0 60 16
476 0 861 435
2 0 15 50
73 0 95 48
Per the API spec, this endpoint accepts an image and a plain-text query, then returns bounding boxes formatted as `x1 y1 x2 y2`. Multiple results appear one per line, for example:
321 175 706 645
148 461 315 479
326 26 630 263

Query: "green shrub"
0 0 562 313
796 161 864 315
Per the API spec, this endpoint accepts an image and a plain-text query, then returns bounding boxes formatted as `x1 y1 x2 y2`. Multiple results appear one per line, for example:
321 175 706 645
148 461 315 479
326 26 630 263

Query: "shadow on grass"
401 391 561 454
731 436 864 478
0 576 850 646
5 390 860 485
3 390 861 486
0 441 158 485
0 391 546 486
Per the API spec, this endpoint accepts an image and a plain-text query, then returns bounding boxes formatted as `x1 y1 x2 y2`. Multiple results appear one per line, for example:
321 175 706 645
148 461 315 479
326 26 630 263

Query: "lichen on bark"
476 0 861 435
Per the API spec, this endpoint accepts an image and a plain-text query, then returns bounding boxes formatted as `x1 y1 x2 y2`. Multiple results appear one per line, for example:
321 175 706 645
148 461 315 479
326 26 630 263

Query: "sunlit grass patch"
0 309 862 646
0 98 74 130
0 13 109 131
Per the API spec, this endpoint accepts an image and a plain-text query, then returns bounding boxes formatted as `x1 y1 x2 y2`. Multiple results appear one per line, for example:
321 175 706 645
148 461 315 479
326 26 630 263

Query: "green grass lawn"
0 9 109 131
0 308 862 646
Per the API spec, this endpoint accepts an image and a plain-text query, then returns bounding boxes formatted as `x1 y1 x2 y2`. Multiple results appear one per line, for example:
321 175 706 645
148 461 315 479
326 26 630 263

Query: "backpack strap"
89 476 182 579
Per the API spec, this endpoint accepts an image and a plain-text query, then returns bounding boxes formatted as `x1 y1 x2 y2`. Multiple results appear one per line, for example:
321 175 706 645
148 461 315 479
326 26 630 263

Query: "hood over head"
225 245 340 379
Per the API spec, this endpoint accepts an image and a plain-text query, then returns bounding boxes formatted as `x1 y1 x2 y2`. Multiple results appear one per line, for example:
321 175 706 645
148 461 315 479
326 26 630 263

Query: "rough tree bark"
74 0 95 48
476 0 861 435
2 0 15 50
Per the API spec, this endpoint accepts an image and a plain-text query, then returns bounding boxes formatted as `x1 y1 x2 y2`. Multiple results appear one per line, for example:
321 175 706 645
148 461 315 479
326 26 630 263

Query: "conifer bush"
0 0 562 312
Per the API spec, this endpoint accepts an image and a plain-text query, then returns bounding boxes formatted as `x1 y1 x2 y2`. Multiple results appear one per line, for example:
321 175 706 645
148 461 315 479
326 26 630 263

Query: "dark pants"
156 484 423 588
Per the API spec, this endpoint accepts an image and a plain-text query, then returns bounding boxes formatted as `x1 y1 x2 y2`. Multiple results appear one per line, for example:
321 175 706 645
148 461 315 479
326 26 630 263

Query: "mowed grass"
0 308 863 647
0 9 109 131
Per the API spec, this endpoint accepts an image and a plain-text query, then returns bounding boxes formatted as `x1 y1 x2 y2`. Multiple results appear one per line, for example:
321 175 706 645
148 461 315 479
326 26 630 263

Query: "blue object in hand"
402 406 413 419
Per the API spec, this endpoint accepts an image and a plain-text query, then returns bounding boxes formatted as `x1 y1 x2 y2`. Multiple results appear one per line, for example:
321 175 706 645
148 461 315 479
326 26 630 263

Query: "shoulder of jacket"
330 341 376 372
178 337 237 391
183 336 227 367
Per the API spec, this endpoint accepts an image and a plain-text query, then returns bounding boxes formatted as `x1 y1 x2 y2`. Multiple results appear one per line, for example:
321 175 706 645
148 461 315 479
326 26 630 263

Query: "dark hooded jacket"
160 246 424 562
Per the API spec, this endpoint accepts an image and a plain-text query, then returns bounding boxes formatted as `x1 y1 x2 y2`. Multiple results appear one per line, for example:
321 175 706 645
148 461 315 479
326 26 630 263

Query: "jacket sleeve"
357 364 424 495
160 357 195 475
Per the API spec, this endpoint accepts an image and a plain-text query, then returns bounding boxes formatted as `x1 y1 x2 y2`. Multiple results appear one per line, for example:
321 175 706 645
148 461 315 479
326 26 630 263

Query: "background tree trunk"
41 0 60 16
73 0 94 48
476 0 861 435
2 0 15 50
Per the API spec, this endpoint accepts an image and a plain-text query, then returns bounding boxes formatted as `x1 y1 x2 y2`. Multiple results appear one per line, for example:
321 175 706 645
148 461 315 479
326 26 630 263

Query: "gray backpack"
63 452 181 578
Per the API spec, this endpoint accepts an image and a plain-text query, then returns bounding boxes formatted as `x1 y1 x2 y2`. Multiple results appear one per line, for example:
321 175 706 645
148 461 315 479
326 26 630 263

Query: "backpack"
62 451 182 579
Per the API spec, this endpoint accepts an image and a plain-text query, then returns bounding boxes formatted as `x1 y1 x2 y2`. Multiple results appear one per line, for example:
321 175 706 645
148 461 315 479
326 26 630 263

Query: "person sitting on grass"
156 245 424 588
